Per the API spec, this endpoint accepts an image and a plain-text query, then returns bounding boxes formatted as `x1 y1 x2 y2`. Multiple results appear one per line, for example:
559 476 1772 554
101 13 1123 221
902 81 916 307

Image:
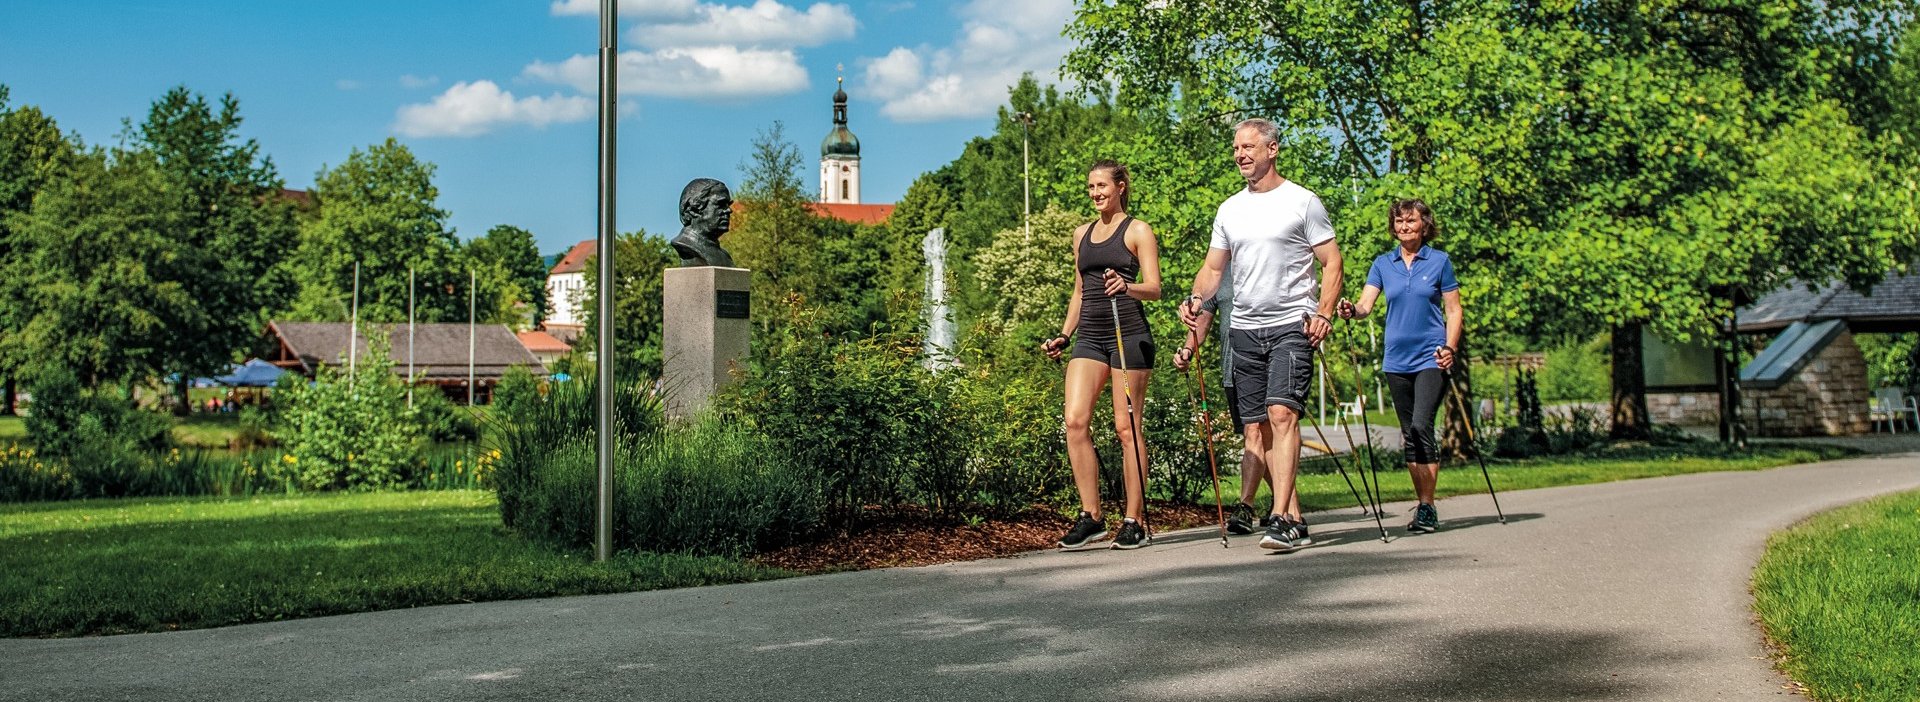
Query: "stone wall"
1745 330 1872 437
1648 390 1722 427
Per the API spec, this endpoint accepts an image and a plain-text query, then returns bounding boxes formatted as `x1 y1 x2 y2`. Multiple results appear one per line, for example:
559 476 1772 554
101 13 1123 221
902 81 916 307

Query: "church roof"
810 203 893 225
822 76 859 159
822 126 860 159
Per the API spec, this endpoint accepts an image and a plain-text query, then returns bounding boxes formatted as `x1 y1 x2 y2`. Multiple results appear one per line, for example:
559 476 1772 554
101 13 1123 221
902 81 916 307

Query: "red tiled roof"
517 330 572 353
809 202 894 225
550 239 596 275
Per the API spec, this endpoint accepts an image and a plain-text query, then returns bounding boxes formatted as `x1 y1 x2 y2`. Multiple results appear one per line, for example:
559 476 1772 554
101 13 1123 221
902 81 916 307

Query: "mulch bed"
750 501 1227 574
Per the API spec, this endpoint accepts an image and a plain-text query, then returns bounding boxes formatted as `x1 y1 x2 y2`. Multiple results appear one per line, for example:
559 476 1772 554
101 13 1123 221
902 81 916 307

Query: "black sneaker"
1226 503 1257 535
1258 516 1296 551
1287 518 1312 547
1408 503 1438 534
1059 511 1108 550
1259 513 1279 529
1111 518 1149 549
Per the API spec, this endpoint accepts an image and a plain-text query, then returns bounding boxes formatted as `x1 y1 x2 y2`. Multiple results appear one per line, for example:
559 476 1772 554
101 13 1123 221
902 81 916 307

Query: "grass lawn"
0 490 791 638
1224 442 1854 514
0 415 21 442
1751 489 1920 702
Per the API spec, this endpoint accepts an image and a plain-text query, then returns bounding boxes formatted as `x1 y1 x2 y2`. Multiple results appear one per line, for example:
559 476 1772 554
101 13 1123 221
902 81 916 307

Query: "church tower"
819 75 861 204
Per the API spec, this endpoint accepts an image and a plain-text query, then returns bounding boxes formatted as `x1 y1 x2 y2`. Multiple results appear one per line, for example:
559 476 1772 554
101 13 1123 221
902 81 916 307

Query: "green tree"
577 231 676 380
291 138 465 325
1 145 195 386
1066 0 1919 440
465 224 549 329
727 121 825 333
133 87 300 413
0 87 78 412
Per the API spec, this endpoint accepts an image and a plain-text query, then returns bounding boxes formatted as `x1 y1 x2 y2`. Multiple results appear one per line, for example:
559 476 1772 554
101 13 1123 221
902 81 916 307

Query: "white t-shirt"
1208 180 1337 330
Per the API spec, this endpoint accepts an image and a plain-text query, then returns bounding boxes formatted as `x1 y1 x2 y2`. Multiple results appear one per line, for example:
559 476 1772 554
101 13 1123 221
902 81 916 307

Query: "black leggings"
1385 369 1446 464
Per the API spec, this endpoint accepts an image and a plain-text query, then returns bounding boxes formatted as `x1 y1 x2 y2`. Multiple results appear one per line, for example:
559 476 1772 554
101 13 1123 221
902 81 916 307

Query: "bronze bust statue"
671 178 734 267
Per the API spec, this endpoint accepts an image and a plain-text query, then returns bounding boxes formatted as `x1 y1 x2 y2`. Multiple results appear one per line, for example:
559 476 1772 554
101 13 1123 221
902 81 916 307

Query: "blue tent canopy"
214 359 287 387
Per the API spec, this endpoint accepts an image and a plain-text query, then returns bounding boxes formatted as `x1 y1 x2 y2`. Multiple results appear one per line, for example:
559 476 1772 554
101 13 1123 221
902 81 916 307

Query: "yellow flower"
491 449 502 459
283 454 298 465
347 453 356 462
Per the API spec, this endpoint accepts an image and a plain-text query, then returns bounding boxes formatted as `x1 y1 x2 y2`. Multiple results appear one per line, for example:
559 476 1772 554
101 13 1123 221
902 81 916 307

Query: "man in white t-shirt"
1179 118 1343 552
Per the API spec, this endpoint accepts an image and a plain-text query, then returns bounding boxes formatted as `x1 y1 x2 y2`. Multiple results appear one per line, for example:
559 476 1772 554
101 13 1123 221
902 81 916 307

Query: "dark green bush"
950 366 1068 516
412 387 480 443
489 387 817 556
24 368 172 459
489 374 664 532
721 305 966 523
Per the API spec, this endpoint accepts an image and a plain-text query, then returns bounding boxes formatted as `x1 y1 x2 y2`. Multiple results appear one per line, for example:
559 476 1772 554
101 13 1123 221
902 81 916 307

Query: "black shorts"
1071 334 1156 370
1219 381 1248 435
1229 326 1315 425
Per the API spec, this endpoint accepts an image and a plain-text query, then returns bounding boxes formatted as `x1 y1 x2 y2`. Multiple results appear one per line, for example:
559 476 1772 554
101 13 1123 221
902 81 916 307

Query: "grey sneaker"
1258 516 1296 551
1407 503 1439 534
1226 503 1257 535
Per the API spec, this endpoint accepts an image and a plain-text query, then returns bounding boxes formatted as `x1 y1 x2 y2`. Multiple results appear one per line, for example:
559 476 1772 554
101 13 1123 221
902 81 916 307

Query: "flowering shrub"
0 443 71 502
273 330 422 491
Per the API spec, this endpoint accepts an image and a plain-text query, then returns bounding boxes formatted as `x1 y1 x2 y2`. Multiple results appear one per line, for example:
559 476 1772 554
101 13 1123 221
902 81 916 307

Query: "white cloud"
523 46 808 100
394 80 596 138
399 74 440 89
859 0 1074 122
550 0 701 20
336 79 365 91
629 0 855 49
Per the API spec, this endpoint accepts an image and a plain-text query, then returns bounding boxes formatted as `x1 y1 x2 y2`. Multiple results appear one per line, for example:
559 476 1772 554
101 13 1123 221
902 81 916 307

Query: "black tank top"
1077 217 1150 340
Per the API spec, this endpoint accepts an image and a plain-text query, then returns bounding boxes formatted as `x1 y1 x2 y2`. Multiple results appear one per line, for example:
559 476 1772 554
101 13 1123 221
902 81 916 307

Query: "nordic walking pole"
1108 274 1152 541
1305 406 1388 541
1305 397 1382 540
1330 359 1387 520
1183 351 1231 548
1444 372 1506 523
1343 340 1391 517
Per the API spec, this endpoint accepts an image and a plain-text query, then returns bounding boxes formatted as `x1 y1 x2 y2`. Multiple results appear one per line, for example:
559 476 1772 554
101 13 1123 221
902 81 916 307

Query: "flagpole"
408 266 416 408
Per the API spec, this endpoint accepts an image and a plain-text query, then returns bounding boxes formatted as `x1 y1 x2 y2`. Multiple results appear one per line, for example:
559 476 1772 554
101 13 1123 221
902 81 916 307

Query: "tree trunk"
1610 322 1651 440
1 376 13 416
173 374 192 417
1441 342 1472 461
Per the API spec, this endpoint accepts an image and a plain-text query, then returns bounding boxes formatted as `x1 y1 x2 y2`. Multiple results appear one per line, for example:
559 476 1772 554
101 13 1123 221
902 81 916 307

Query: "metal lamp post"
594 0 618 562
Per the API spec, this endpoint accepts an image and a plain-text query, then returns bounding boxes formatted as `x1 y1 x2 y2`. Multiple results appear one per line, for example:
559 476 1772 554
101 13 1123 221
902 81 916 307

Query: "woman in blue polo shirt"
1337 199 1462 533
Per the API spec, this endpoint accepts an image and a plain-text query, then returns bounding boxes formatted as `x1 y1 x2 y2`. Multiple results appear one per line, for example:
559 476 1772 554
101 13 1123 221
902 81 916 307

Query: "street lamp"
1013 111 1034 242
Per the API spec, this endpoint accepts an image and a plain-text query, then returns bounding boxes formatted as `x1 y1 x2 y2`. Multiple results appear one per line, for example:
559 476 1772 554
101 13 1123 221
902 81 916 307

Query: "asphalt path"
4 452 1916 701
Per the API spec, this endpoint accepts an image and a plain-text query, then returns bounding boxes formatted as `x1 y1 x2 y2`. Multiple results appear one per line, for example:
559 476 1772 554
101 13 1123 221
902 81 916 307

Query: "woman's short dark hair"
1090 159 1131 212
1390 198 1437 243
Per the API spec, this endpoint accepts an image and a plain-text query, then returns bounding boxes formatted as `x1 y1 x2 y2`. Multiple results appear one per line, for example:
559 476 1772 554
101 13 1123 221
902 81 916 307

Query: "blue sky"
1 0 1077 255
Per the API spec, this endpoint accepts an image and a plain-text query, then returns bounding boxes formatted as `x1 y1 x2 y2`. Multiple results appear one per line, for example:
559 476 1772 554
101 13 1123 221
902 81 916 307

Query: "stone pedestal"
663 266 751 419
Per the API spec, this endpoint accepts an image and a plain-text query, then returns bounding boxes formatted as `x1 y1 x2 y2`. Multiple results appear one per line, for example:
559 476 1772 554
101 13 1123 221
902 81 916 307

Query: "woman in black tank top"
1039 160 1164 550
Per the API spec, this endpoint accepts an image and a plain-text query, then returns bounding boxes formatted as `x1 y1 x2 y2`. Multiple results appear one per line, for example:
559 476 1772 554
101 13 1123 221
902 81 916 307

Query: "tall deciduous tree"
1067 0 1919 440
726 121 825 334
2 146 193 387
133 87 299 412
465 224 550 329
0 87 77 412
576 231 676 379
291 138 465 325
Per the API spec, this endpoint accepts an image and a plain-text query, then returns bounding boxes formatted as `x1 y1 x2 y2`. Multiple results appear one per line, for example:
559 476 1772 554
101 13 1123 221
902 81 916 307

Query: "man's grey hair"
1233 118 1281 146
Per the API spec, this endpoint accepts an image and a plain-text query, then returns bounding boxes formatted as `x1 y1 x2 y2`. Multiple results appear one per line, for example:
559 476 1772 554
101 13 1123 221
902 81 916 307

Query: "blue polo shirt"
1366 246 1459 373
